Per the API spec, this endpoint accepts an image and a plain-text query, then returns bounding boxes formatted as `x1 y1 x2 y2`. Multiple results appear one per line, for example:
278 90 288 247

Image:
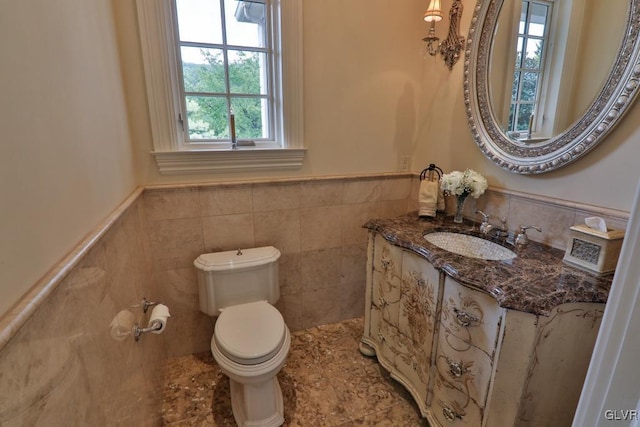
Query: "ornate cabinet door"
371 234 402 328
395 251 440 408
428 277 505 426
366 235 404 369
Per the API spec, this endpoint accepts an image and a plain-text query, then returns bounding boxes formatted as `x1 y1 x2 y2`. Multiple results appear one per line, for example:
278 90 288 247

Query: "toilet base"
229 376 284 427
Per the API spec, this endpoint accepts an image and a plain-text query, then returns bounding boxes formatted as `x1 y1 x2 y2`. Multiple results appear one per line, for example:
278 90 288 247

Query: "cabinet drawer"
429 375 483 426
434 337 493 408
372 235 403 327
440 277 504 359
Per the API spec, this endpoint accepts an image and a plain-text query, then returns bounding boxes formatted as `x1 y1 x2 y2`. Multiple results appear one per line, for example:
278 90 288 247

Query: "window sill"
151 148 307 175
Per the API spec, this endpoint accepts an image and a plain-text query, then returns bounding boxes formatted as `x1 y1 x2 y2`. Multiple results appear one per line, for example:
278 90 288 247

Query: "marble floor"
161 317 428 426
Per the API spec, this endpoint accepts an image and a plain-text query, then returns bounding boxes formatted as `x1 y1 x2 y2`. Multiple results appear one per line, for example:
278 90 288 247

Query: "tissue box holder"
563 224 624 275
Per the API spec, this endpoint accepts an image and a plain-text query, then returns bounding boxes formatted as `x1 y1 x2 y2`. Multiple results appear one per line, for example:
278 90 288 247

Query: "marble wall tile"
254 209 301 254
476 190 510 223
342 202 379 245
508 199 576 248
340 280 366 321
199 185 253 216
300 247 343 291
154 267 200 315
300 180 343 208
341 244 367 285
279 252 302 296
0 198 163 426
343 178 381 204
252 182 301 212
380 177 412 201
148 218 205 271
275 293 303 331
202 213 255 252
300 206 343 251
143 188 200 222
301 286 343 329
162 311 213 357
378 199 409 219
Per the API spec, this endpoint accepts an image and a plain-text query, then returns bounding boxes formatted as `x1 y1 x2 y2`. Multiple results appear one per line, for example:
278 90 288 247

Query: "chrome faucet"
475 210 493 235
476 210 509 239
514 225 542 246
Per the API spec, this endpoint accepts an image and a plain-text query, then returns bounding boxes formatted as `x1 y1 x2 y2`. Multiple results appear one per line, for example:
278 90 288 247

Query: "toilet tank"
194 246 281 316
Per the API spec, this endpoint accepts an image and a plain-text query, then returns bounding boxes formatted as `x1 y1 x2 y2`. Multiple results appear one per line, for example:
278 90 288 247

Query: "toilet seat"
215 301 286 365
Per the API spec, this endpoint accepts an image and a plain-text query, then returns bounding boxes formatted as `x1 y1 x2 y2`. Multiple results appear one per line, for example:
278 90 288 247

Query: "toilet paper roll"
149 304 171 334
110 309 135 341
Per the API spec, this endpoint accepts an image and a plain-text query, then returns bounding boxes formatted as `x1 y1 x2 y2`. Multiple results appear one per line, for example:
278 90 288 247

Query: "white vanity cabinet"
361 233 605 427
361 233 440 413
429 277 505 426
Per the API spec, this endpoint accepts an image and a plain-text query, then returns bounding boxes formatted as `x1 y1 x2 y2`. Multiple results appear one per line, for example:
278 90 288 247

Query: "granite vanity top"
364 212 613 316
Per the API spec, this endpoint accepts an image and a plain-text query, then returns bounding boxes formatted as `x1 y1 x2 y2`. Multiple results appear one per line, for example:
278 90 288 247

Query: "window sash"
135 0 305 174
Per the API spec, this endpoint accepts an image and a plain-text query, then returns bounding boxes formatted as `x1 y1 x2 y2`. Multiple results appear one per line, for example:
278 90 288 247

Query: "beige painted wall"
413 0 640 213
0 0 137 316
114 0 428 184
3 0 639 321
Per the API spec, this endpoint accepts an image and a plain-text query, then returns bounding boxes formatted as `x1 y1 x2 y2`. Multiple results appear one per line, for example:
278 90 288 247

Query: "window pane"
224 0 266 48
521 72 539 101
229 50 267 94
529 3 549 37
516 104 534 131
176 0 222 44
512 71 520 100
519 2 529 34
515 37 524 68
508 104 516 131
186 96 228 140
524 39 542 69
181 47 226 93
231 97 268 139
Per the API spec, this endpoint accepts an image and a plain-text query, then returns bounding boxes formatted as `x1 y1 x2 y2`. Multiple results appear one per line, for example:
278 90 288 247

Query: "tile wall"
0 196 165 426
462 188 629 250
141 174 417 357
0 172 629 424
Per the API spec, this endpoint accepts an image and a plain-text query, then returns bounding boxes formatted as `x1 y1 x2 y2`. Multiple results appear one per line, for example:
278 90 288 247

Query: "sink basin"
424 232 517 261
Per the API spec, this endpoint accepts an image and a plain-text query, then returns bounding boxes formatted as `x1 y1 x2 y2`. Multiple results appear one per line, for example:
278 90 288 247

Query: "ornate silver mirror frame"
464 0 640 174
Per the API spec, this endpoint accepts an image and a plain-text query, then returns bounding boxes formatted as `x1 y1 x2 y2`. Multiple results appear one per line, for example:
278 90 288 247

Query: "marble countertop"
364 212 613 317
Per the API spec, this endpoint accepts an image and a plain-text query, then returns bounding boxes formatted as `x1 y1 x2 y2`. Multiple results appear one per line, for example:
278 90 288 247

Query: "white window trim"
136 0 305 174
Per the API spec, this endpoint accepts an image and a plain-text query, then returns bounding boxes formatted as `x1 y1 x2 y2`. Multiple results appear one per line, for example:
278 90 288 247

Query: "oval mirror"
464 0 640 174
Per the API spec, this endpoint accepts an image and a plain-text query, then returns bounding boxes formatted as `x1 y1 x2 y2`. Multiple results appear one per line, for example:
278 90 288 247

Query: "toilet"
194 247 290 427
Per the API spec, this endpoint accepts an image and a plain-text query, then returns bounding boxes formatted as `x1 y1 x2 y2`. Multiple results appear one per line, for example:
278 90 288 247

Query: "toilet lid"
214 301 286 365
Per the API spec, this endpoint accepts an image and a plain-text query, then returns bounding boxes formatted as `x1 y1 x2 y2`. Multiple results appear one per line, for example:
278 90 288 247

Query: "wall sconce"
422 0 443 56
422 0 465 70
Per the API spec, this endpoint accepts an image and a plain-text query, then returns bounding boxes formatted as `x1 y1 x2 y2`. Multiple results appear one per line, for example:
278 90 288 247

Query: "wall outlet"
399 156 410 171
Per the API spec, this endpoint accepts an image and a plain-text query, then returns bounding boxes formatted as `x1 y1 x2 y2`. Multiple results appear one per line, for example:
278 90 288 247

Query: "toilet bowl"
194 247 288 427
211 301 290 427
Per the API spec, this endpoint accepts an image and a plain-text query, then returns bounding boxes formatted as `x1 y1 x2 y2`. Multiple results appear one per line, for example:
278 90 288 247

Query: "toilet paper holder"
131 298 171 342
110 298 170 342
134 297 159 314
132 319 164 341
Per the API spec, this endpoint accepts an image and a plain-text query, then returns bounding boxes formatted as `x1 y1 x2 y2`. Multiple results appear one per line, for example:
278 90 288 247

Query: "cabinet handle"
453 307 479 327
442 405 461 422
448 361 465 378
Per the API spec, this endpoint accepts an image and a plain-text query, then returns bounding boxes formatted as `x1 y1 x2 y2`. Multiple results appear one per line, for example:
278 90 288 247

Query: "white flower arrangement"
440 169 488 199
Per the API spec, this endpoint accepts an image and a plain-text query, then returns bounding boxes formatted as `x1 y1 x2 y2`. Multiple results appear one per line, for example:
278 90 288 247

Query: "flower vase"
454 194 468 223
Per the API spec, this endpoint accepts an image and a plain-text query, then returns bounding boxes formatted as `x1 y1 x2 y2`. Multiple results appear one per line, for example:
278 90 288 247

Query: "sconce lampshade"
424 0 443 22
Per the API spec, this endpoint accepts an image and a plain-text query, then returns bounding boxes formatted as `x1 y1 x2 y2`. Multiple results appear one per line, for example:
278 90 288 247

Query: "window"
136 0 304 174
508 0 553 136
